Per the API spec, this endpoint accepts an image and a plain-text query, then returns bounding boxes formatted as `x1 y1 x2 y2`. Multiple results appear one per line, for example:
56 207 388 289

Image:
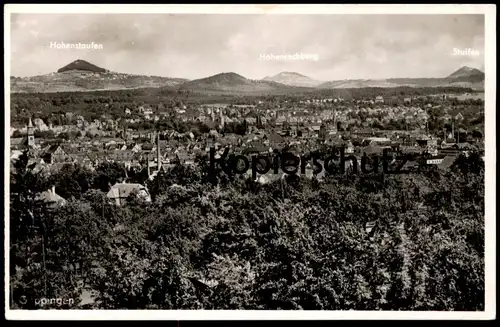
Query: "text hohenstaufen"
49 41 103 50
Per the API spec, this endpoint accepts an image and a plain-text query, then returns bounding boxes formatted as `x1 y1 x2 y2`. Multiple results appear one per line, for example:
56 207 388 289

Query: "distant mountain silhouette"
447 66 484 79
187 72 250 86
317 66 484 91
57 59 107 73
262 72 322 87
178 72 313 94
11 60 188 93
11 62 485 94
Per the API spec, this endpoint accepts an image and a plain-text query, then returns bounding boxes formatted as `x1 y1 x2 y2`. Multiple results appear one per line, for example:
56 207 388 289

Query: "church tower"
332 109 338 133
27 117 35 148
319 123 327 140
157 131 162 172
219 108 225 131
257 110 263 129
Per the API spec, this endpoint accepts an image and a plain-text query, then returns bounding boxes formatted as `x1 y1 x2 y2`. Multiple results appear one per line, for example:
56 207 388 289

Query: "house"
400 145 423 155
27 158 46 174
439 147 461 157
345 141 355 154
311 124 322 133
35 186 67 209
107 150 135 166
441 113 452 122
104 138 126 148
175 152 195 166
363 137 391 146
10 137 28 150
355 129 375 138
437 156 456 170
141 143 154 152
386 96 400 105
83 152 100 168
399 159 420 171
106 183 152 206
122 143 142 153
40 144 69 164
106 144 119 151
375 96 384 103
275 115 287 126
241 146 269 156
362 144 386 156
10 150 23 162
455 142 473 150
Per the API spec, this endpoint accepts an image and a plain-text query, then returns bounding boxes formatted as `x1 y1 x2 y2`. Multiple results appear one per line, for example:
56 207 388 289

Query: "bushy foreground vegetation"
10 151 484 310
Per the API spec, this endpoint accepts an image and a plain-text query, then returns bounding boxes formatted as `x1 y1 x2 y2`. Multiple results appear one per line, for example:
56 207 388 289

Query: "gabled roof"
107 183 148 199
362 145 385 155
61 144 80 154
142 143 154 151
10 138 27 146
86 152 99 162
267 132 284 143
174 151 195 161
35 188 66 205
107 150 135 161
42 144 64 155
438 156 456 169
242 146 268 155
455 142 472 149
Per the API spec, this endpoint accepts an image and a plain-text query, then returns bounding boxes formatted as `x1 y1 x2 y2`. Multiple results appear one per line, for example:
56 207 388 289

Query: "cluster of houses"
11 93 483 208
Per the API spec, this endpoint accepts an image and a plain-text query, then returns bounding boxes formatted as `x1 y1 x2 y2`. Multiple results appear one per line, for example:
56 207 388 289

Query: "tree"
12 130 24 138
10 135 485 310
92 162 127 192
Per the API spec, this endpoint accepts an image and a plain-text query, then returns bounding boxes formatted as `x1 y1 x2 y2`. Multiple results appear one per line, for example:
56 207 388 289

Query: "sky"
9 14 485 81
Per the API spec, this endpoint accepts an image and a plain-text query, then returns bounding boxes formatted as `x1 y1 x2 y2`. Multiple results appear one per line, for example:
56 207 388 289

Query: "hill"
11 59 189 93
11 62 484 94
318 66 484 91
262 72 323 87
318 79 402 89
178 72 314 95
57 59 107 73
447 66 485 79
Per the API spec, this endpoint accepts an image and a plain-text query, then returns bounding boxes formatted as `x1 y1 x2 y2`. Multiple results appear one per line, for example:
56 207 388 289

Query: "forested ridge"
10 86 481 126
10 151 484 310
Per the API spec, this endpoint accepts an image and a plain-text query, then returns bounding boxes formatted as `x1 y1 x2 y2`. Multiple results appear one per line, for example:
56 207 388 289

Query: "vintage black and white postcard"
4 4 496 320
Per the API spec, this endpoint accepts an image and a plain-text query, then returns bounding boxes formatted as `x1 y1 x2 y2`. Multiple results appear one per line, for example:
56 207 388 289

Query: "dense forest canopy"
10 150 485 310
10 86 482 126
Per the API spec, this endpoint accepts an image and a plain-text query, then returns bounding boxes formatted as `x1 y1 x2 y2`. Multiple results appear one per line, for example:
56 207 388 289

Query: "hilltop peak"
214 72 246 78
262 71 322 87
276 71 308 77
57 59 107 73
447 66 484 79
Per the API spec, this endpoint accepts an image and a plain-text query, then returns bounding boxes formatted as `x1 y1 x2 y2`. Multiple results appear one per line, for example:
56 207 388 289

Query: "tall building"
218 108 225 130
156 131 162 172
27 117 35 148
319 123 327 140
257 110 263 129
210 108 215 122
332 109 338 132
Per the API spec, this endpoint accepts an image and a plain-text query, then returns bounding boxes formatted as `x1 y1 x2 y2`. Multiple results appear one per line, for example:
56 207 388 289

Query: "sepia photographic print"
5 4 496 320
